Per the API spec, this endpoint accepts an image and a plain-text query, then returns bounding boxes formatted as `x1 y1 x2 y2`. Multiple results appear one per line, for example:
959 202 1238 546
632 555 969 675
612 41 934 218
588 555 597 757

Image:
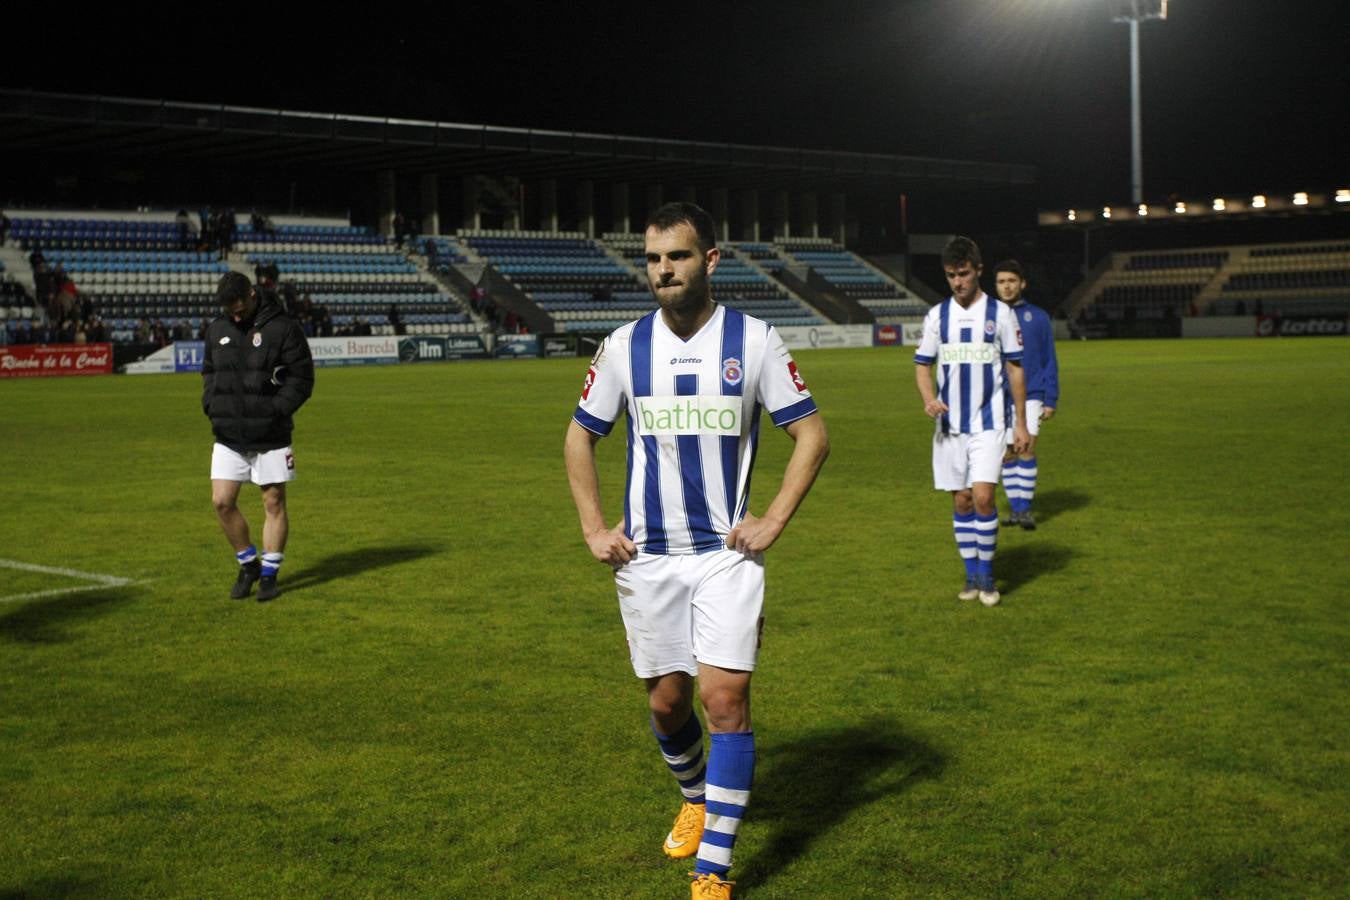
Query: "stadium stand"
779 238 926 321
1 213 478 341
1074 239 1350 320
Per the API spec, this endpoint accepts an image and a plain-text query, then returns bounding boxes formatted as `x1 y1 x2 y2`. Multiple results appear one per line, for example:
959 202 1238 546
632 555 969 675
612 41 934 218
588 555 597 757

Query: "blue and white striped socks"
1003 457 1038 514
953 512 978 580
261 551 284 578
974 513 998 579
236 545 258 566
653 713 706 803
695 731 755 877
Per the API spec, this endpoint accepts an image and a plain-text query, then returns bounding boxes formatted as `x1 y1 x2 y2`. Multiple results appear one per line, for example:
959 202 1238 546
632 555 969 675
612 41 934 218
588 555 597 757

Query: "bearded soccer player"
914 237 1029 606
993 260 1059 530
565 202 829 899
203 272 314 601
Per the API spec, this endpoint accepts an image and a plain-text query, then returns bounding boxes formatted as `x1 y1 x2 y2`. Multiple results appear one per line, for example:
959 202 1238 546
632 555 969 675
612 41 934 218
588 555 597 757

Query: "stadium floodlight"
1102 206 1112 219
1251 194 1267 209
1068 209 1078 221
1108 1 1168 205
1336 190 1350 203
1174 201 1187 214
1212 198 1226 211
1137 203 1149 216
1292 192 1309 206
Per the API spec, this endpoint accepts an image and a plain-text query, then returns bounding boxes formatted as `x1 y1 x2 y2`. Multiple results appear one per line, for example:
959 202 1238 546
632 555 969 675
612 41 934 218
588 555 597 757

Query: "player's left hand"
727 513 781 556
1041 406 1056 422
1012 423 1032 455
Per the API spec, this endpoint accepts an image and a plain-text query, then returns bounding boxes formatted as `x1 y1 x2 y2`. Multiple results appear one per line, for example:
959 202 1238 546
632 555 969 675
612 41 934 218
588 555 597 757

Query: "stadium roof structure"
0 89 1034 194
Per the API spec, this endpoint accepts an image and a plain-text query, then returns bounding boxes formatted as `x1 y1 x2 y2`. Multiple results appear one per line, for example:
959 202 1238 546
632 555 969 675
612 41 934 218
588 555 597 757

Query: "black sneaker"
1020 511 1037 531
230 559 262 599
256 575 280 602
1002 510 1021 527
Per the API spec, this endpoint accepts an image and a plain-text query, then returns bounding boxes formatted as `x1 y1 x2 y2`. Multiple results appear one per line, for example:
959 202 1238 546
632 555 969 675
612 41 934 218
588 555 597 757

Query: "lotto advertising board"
1255 315 1347 337
0 343 113 378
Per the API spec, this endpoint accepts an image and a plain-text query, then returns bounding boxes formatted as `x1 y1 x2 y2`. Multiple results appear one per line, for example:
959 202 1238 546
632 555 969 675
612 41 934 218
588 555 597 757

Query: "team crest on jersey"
582 366 596 400
722 357 743 386
984 320 996 336
788 360 807 392
1023 311 1033 323
252 332 262 348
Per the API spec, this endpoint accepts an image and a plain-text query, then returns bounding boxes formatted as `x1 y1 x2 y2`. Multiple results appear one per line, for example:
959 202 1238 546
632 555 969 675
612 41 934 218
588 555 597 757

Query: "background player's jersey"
1009 299 1059 408
573 305 817 555
914 292 1023 434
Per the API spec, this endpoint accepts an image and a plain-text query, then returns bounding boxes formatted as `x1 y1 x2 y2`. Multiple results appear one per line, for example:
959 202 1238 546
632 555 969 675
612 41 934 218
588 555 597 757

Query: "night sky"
8 0 1348 208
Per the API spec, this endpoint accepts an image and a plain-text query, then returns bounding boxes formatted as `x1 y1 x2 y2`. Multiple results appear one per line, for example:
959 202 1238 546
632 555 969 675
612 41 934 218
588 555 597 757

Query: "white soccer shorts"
932 428 1007 491
210 443 296 485
1007 399 1044 440
613 547 765 678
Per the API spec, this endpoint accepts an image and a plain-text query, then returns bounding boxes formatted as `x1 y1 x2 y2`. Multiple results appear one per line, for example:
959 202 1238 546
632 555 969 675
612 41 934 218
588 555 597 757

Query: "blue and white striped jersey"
914 292 1024 434
573 305 818 555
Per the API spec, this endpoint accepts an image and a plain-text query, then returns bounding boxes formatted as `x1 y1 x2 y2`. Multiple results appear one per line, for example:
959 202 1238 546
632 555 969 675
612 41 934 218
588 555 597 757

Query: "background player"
994 260 1059 530
914 237 1029 606
564 202 829 899
203 272 314 601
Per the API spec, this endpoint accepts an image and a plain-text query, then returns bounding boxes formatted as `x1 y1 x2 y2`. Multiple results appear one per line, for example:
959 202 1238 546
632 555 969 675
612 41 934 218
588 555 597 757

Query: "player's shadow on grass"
0 588 135 644
736 719 944 890
276 543 442 594
995 543 1073 595
1030 487 1091 524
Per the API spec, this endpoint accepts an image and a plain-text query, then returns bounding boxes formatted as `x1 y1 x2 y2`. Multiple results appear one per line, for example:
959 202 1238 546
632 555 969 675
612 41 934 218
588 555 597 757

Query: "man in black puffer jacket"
203 272 315 601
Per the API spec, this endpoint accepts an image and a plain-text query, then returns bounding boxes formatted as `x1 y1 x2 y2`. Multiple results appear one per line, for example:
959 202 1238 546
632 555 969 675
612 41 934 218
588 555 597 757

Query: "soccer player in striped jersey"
993 260 1060 531
565 202 829 899
914 237 1029 606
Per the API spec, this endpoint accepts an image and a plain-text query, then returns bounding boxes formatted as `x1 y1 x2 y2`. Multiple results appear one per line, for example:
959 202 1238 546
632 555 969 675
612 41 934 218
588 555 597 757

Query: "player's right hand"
585 522 637 568
923 398 949 418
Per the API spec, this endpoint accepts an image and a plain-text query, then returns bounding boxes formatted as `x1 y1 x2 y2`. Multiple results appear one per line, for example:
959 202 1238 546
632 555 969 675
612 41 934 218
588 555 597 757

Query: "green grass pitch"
1 337 1346 897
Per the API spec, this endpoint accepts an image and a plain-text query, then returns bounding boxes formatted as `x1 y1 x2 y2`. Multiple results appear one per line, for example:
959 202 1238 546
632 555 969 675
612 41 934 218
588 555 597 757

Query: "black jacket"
202 299 315 452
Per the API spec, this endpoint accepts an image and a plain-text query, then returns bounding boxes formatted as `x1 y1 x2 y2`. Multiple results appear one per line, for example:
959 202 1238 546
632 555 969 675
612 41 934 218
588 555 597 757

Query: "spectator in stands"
393 212 408 249
135 317 152 344
56 316 76 343
32 318 54 344
28 244 45 270
152 319 170 347
12 319 32 344
86 315 108 344
0 209 10 246
993 260 1059 532
317 307 334 337
176 209 193 251
72 318 88 345
197 318 211 340
388 303 404 335
203 271 315 603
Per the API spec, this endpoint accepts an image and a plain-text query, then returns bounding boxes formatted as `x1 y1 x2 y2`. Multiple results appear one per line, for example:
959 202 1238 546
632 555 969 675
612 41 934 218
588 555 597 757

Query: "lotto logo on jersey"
722 356 743 387
939 342 998 365
581 366 596 400
285 452 295 470
788 360 807 392
635 396 742 436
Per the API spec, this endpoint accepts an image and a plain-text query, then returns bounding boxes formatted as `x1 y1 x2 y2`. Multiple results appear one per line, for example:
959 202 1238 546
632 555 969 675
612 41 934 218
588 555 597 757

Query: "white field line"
0 558 140 605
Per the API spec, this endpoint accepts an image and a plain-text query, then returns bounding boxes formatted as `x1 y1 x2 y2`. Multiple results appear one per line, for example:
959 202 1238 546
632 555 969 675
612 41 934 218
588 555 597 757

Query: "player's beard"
652 274 711 318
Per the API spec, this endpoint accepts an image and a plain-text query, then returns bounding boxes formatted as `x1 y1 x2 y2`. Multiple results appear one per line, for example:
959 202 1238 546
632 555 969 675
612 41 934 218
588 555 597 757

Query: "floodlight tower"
1109 0 1168 206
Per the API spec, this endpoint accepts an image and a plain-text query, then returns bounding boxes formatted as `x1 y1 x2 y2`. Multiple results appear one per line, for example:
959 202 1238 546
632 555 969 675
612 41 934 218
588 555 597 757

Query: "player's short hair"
646 202 718 252
942 236 983 269
993 259 1024 278
216 271 254 305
